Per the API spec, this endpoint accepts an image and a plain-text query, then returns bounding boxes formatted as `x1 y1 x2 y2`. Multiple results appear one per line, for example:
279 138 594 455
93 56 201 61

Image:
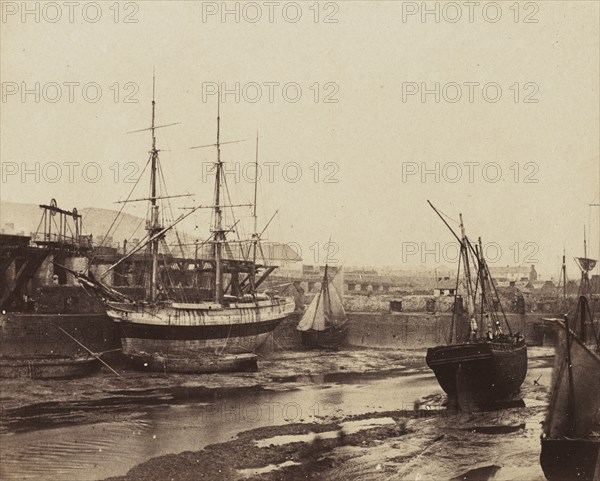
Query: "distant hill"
0 201 300 262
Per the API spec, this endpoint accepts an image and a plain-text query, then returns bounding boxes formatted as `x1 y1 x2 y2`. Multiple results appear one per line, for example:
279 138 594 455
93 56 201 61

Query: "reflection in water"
255 417 396 447
0 371 440 481
0 357 552 481
237 460 301 478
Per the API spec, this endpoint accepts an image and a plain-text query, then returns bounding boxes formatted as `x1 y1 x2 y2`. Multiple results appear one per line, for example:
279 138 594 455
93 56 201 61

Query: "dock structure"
0 200 92 311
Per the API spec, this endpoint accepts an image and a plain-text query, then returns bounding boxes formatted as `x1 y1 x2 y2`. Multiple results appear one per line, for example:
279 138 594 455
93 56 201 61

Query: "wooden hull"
127 352 258 374
0 312 119 358
540 438 600 481
541 322 600 481
299 323 348 350
107 299 294 372
0 356 100 379
426 340 528 409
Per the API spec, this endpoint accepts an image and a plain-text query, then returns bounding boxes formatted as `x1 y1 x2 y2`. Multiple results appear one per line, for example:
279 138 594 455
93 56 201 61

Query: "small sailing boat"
72 80 295 373
297 265 348 349
425 201 528 410
540 244 600 481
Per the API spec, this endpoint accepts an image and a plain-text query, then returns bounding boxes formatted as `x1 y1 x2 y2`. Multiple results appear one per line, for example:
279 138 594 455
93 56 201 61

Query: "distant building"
531 280 557 294
302 264 318 275
529 265 538 282
565 280 580 296
490 265 531 282
433 286 456 297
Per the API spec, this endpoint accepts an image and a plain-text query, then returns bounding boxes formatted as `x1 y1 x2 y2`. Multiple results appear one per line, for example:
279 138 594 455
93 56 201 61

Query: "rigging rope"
90 154 151 266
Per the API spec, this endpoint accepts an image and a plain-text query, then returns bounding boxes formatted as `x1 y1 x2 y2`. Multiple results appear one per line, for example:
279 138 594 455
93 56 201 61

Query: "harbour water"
0 349 553 481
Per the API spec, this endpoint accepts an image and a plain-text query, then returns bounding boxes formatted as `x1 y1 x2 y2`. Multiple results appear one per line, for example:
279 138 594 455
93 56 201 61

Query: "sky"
1 0 599 277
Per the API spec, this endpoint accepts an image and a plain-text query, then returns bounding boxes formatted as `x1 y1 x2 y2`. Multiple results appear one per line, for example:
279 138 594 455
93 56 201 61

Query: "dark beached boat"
299 326 348 350
427 338 527 406
0 355 99 379
425 201 527 410
297 265 348 350
540 252 600 481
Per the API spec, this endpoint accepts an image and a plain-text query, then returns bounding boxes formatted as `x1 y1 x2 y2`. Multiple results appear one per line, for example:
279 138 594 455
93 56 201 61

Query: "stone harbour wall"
271 311 544 351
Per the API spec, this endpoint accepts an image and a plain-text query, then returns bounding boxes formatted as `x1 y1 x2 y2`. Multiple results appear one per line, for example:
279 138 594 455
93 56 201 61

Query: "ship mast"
581 227 590 297
459 214 475 327
426 201 472 343
212 94 224 303
562 248 567 300
478 237 486 333
250 132 259 295
147 73 161 303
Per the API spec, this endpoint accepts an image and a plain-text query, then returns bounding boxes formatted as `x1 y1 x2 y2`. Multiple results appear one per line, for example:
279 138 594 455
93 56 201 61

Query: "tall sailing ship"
425 201 528 410
540 245 600 481
297 264 348 349
74 81 295 373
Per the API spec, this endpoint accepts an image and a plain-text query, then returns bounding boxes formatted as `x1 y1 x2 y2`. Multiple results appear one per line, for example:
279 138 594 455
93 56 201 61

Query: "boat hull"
0 312 119 358
541 321 600 481
107 299 294 372
299 323 348 350
540 438 600 481
0 356 100 379
426 340 528 409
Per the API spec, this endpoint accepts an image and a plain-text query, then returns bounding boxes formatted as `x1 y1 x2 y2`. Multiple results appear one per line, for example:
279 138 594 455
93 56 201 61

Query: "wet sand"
0 348 554 481
0 349 425 433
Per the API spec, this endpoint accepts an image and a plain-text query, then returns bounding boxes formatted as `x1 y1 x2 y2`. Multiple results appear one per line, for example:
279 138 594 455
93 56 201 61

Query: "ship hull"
426 340 528 409
0 312 120 358
107 299 294 372
541 321 600 481
299 323 348 350
540 438 600 481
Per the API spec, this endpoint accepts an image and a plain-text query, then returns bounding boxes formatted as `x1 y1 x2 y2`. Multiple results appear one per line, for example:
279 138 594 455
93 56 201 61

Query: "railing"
31 232 92 248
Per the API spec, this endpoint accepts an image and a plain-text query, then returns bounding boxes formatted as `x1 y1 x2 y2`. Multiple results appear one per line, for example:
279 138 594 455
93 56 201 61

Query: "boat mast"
478 237 486 333
250 133 259 295
562 248 567 300
323 263 331 320
213 93 224 303
426 201 472 343
577 227 594 300
148 73 161 303
459 214 475 328
448 248 462 345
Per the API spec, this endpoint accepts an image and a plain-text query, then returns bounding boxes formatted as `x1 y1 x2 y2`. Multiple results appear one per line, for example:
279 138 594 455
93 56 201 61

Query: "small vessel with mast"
73 80 295 373
425 201 528 410
540 238 600 481
297 264 348 349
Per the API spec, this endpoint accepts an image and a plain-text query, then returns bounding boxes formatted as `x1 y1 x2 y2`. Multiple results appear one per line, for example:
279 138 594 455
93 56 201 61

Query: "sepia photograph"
0 1 599 480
